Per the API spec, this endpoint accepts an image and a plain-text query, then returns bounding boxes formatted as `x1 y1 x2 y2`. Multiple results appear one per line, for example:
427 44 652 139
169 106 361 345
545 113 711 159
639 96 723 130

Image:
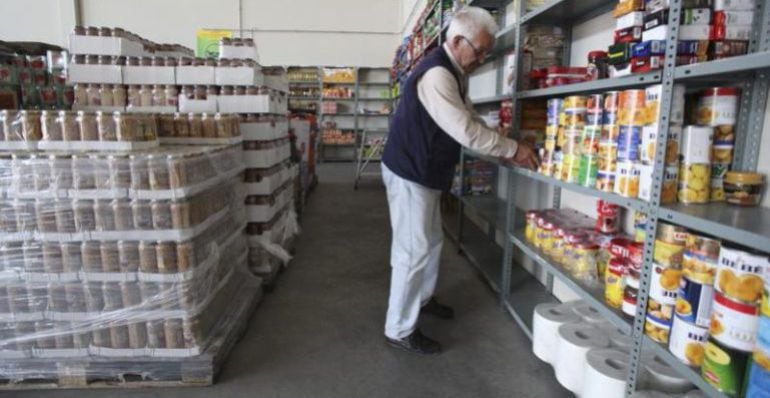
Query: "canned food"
614 161 640 198
683 251 718 285
669 314 708 366
649 263 682 306
716 245 766 304
617 126 641 161
653 240 685 267
696 87 740 127
678 163 711 204
595 171 616 192
710 291 759 351
702 337 750 396
686 233 721 261
680 126 714 164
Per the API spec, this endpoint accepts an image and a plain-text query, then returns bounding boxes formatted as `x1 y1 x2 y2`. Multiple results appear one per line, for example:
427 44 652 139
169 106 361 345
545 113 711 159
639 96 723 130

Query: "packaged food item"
596 171 616 192
716 245 766 304
632 40 665 58
702 337 751 396
669 315 709 366
614 27 643 44
697 87 740 127
676 275 716 327
710 291 759 352
614 161 640 198
605 258 626 309
724 172 764 206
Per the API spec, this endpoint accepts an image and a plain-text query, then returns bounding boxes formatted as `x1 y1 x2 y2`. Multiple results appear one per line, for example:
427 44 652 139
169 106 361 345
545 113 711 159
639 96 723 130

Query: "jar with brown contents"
131 199 152 230
113 199 132 231
40 110 62 141
77 111 98 141
129 154 149 190
138 241 158 273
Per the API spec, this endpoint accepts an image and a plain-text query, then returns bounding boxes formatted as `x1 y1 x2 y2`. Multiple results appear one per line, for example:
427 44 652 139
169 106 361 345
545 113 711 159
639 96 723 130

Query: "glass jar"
724 171 764 206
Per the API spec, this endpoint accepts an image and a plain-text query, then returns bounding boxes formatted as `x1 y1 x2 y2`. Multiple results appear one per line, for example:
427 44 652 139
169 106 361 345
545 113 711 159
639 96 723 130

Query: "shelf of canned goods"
446 0 770 397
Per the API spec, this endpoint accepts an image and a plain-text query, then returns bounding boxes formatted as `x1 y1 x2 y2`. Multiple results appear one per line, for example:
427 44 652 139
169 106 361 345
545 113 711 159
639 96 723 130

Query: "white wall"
0 0 401 67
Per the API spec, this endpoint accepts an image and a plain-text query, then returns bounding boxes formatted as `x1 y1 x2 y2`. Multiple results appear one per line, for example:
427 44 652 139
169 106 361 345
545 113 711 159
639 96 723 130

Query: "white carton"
67 64 123 84
175 65 216 85
215 66 264 86
68 35 144 56
122 65 176 85
178 95 218 113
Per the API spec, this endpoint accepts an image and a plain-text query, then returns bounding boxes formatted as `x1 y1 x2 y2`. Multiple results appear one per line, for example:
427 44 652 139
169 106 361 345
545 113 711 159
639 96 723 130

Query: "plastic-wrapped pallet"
0 126 261 387
241 113 297 280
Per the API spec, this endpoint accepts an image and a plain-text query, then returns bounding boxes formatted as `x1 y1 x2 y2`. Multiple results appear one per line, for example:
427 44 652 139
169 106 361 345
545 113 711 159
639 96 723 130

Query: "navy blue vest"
383 47 465 191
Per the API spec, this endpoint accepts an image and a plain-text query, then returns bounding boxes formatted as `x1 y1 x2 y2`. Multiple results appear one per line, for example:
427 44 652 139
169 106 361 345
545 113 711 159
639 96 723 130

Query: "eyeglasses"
461 36 489 61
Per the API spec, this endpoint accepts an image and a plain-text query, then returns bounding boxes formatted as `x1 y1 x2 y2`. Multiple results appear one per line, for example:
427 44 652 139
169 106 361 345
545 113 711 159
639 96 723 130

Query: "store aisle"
8 164 567 398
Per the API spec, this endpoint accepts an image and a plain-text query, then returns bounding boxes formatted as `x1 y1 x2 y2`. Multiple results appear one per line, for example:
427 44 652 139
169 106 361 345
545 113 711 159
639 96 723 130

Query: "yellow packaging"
678 163 711 204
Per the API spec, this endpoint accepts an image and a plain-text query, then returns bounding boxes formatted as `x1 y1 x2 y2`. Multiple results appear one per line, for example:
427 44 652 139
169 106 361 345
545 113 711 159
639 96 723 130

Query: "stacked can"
596 91 620 192
541 98 563 177
578 95 603 187
678 125 715 204
643 225 685 344
613 89 644 198
559 96 587 183
702 244 766 396
639 84 685 203
747 254 770 396
695 87 740 202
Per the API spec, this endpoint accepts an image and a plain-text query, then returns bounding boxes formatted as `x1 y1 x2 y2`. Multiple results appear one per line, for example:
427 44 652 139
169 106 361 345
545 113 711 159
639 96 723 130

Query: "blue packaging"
617 125 641 161
633 41 666 58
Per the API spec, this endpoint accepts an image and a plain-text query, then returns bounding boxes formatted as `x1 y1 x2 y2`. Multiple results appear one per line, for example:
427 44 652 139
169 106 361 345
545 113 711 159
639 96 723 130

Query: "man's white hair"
446 7 499 42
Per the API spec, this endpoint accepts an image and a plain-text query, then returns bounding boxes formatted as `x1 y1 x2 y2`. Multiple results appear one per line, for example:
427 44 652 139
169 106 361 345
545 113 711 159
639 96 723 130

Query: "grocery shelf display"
433 0 770 396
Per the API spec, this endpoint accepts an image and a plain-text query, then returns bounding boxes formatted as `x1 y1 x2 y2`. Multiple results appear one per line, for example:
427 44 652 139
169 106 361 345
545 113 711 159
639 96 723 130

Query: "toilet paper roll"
641 355 694 394
554 323 610 393
580 348 630 398
572 303 607 324
604 325 633 350
533 303 581 364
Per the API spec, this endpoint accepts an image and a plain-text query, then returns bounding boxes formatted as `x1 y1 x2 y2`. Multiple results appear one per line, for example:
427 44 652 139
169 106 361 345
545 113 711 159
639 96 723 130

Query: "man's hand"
503 143 539 170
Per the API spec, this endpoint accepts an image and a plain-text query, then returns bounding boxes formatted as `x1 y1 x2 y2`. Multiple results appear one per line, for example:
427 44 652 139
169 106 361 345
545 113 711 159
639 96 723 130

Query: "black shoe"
421 297 454 319
386 329 442 355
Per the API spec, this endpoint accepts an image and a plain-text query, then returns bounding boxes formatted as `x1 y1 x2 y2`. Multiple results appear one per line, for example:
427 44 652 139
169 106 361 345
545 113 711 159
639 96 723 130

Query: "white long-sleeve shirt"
416 44 519 159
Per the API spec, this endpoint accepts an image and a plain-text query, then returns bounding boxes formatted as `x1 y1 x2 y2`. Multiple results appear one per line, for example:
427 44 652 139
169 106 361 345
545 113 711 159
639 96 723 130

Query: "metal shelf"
675 51 770 80
472 94 512 105
454 210 505 294
519 0 616 26
641 337 728 398
518 72 661 99
511 166 649 213
510 230 633 334
460 195 508 232
505 262 559 339
659 202 770 253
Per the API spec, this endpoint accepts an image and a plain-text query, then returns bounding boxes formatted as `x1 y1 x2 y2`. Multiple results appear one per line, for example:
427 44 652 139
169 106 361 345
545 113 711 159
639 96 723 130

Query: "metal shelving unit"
446 0 770 397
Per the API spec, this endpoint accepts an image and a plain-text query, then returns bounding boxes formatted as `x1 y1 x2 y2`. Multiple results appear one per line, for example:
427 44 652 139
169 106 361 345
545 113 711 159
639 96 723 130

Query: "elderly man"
381 7 538 355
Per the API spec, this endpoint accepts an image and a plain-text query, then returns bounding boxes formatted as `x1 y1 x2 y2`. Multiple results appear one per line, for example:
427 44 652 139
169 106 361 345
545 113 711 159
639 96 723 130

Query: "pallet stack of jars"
0 113 259 381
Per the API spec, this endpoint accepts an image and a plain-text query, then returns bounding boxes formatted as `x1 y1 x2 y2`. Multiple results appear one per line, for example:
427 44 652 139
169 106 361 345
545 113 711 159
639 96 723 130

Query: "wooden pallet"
0 278 263 390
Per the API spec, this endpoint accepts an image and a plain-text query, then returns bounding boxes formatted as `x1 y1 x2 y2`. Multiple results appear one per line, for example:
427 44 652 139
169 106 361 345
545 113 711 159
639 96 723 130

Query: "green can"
578 154 599 188
701 337 750 397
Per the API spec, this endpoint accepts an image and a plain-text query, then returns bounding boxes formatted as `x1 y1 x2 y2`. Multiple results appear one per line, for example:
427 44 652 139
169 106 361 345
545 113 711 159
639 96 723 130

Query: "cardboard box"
178 95 218 113
175 65 216 85
68 35 144 56
67 64 123 84
215 66 264 86
122 65 176 85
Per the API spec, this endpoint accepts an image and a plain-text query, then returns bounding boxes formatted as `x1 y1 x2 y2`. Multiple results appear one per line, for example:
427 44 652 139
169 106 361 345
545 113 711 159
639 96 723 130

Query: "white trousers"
382 164 444 339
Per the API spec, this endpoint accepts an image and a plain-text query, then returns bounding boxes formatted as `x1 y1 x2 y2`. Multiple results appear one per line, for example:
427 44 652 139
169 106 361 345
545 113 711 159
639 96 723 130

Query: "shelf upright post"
732 0 770 171
501 0 527 306
626 0 682 395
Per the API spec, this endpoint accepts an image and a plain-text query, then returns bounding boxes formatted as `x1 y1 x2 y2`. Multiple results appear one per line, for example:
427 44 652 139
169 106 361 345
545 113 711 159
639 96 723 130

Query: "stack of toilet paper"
533 301 700 397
